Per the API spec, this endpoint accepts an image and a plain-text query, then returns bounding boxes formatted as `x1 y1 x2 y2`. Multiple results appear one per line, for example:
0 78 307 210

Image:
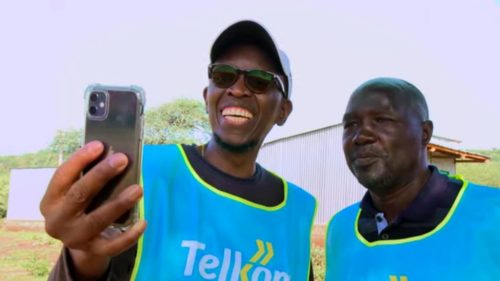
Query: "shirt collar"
399 165 449 221
360 166 450 222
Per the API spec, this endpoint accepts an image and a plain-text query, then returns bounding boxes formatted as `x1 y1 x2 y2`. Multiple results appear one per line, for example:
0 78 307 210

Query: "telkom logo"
182 240 290 281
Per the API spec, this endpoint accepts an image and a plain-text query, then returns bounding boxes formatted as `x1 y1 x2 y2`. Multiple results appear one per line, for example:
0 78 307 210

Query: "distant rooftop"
264 123 490 163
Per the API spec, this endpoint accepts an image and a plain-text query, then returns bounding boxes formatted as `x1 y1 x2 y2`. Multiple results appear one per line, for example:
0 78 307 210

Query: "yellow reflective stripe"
130 175 146 281
325 206 342 278
240 264 253 281
260 242 274 265
250 240 265 263
177 144 288 211
307 197 318 280
355 178 469 246
389 276 408 281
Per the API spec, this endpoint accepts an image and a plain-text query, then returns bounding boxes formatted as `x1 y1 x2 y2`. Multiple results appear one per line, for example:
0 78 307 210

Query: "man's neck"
370 167 431 223
202 140 259 178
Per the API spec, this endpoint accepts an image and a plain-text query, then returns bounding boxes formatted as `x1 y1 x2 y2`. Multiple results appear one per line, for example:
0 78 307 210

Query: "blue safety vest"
325 179 500 281
131 144 316 281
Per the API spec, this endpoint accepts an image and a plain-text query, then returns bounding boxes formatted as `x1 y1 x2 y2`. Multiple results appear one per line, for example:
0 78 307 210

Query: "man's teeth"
222 107 253 118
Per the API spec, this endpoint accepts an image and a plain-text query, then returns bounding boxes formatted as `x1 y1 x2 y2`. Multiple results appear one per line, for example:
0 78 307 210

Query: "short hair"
353 77 429 121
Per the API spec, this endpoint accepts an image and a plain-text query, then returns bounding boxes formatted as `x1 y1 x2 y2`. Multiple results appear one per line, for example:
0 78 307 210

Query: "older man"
326 77 500 280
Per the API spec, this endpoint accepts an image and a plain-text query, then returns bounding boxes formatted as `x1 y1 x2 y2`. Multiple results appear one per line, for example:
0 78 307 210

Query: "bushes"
0 173 10 218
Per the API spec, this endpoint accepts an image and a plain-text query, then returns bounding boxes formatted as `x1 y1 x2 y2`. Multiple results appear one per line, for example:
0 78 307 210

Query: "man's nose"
226 75 252 97
353 121 377 145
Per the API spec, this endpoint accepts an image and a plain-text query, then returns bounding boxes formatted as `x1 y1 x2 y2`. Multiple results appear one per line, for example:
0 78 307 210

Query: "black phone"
83 84 145 227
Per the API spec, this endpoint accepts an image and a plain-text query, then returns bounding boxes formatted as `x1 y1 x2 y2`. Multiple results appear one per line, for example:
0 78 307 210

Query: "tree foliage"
144 99 210 145
0 174 8 217
48 129 82 163
49 129 82 152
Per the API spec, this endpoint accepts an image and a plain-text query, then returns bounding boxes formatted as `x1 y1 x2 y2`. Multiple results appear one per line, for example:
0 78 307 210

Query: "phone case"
83 84 145 227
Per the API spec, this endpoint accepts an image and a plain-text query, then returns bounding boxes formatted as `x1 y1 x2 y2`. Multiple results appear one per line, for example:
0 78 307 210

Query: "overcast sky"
1 0 499 156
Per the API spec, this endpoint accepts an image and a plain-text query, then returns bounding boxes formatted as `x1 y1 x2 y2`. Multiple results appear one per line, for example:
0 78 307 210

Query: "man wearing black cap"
42 20 316 280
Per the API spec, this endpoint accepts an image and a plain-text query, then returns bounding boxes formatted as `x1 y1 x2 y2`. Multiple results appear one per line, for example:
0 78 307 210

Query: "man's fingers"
62 153 128 214
90 220 147 257
82 185 142 236
58 184 142 248
44 141 104 201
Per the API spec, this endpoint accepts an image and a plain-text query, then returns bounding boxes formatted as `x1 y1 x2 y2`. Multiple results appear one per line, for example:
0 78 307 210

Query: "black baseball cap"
210 20 293 99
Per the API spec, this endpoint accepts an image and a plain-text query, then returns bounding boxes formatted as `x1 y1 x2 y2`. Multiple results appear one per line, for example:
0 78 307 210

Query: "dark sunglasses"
208 64 287 98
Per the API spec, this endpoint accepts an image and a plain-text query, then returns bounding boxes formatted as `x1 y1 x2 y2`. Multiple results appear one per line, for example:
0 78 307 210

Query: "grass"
0 221 61 281
456 149 500 187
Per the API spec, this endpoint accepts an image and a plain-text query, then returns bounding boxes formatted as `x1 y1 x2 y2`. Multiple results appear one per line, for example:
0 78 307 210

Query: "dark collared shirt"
358 166 463 242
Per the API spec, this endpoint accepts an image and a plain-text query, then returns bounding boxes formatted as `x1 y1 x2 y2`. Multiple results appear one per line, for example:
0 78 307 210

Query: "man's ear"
276 99 293 126
203 87 208 113
422 120 434 145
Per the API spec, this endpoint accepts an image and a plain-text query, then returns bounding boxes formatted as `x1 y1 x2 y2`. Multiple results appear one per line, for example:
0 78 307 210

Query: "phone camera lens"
90 92 98 102
89 106 98 115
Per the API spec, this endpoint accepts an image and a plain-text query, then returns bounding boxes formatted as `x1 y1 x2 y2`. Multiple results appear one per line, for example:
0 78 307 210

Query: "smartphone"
83 84 145 227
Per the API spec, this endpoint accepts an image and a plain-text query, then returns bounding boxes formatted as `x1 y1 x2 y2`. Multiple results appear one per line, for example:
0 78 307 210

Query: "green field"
456 149 500 187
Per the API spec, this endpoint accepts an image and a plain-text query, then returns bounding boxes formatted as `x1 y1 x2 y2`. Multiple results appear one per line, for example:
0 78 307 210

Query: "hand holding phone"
40 141 146 280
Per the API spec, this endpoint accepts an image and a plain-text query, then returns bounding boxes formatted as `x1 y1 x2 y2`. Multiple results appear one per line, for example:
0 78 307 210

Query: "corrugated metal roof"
259 125 365 224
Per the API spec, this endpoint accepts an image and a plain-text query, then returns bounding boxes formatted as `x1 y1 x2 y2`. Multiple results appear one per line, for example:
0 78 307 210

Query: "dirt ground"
0 220 61 281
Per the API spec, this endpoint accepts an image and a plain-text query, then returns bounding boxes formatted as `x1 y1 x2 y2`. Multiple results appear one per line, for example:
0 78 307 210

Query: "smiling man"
325 77 500 280
41 20 317 281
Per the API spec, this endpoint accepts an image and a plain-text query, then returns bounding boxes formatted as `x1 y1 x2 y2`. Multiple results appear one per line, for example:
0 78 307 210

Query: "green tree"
48 129 82 164
144 99 210 144
0 173 8 217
